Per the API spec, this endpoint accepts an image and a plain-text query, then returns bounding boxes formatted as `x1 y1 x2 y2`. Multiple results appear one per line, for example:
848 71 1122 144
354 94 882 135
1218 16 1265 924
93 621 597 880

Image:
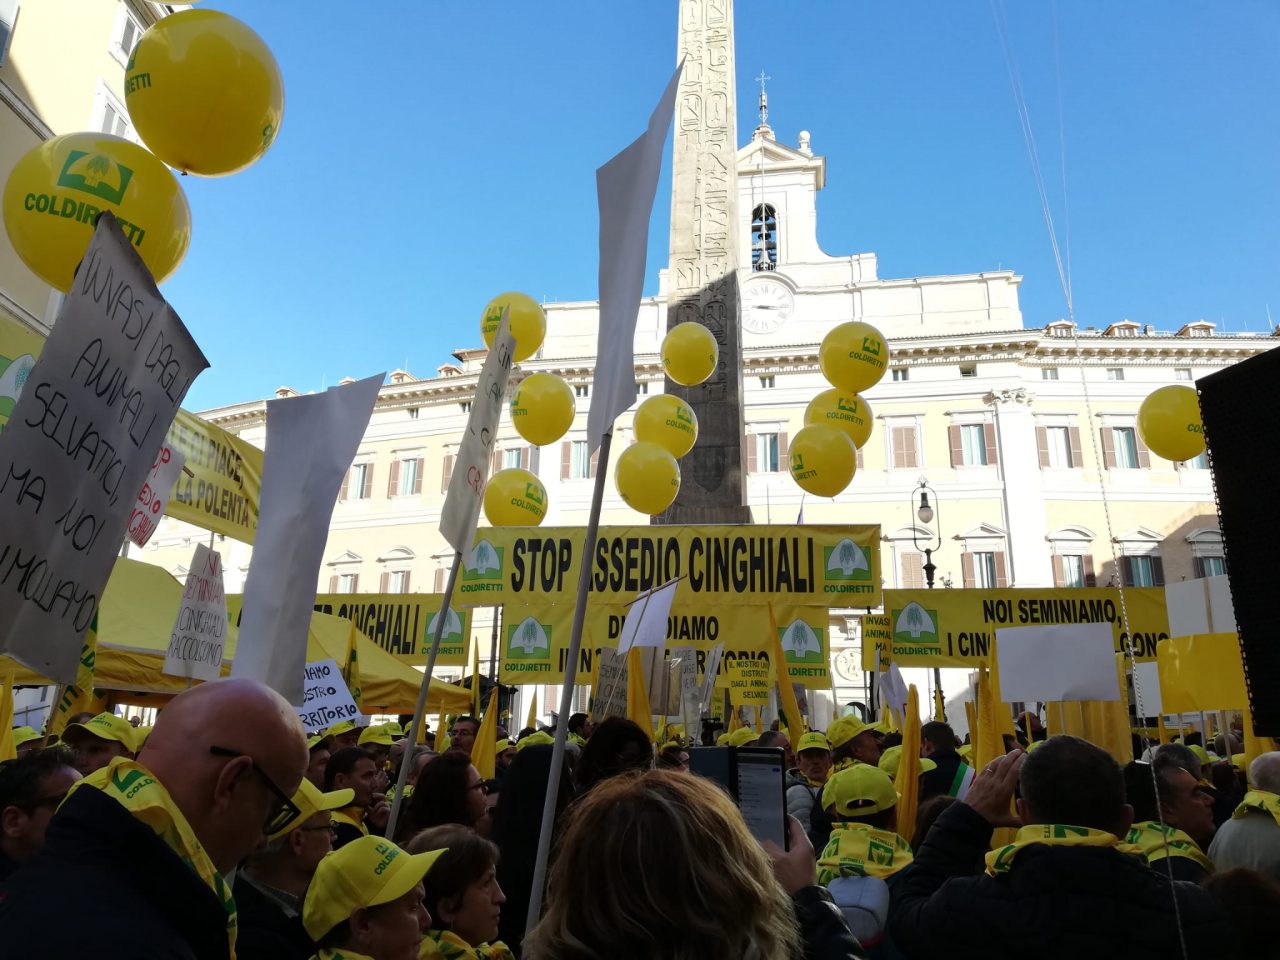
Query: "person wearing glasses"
0 678 309 960
393 751 489 844
235 779 356 960
0 745 81 882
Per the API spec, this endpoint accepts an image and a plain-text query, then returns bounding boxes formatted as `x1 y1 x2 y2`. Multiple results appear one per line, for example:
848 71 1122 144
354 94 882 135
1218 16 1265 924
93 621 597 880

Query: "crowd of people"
0 678 1277 959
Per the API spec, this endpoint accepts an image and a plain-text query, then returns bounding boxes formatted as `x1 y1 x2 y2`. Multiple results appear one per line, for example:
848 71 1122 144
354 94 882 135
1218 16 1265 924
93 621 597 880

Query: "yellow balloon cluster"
662 322 719 386
804 389 874 449
789 425 857 498
633 395 699 459
125 10 284 176
616 442 681 515
510 373 575 446
482 292 547 363
819 321 889 394
484 469 548 527
2 132 191 291
1137 385 1206 462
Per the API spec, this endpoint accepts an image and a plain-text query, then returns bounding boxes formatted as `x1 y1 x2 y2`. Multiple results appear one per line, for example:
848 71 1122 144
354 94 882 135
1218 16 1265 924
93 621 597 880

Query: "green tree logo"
823 539 871 581
57 151 133 204
891 602 940 645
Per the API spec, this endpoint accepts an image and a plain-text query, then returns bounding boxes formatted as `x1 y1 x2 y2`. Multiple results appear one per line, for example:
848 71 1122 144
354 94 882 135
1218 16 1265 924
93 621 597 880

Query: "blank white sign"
996 623 1120 703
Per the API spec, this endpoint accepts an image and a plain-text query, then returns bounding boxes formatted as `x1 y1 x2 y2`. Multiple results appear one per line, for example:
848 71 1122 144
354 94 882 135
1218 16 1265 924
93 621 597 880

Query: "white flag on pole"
586 60 683 453
616 578 679 655
878 662 908 718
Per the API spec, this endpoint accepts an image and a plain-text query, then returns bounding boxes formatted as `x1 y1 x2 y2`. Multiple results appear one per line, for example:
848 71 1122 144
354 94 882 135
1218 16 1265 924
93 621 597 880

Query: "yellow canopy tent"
3 559 470 715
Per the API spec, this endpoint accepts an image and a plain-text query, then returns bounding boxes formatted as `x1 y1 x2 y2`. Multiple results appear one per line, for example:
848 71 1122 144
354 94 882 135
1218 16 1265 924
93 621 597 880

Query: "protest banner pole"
526 429 613 933
594 576 681 719
488 605 501 682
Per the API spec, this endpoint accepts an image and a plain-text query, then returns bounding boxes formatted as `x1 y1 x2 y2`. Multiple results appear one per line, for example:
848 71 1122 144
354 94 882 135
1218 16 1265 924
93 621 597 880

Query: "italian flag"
950 763 976 800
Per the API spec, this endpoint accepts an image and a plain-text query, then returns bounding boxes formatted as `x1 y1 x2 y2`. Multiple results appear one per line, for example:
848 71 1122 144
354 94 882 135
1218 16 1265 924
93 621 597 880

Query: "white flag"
586 60 683 453
616 577 679 655
878 662 908 718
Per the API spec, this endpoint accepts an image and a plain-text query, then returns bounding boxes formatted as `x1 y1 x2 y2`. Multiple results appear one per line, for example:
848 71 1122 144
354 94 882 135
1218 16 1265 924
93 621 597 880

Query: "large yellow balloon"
819 321 889 393
633 394 699 458
662 322 719 386
483 469 548 527
481 292 546 363
510 373 575 446
124 10 284 176
2 132 190 291
804 390 874 448
616 442 681 515
789 424 856 498
1137 385 1206 462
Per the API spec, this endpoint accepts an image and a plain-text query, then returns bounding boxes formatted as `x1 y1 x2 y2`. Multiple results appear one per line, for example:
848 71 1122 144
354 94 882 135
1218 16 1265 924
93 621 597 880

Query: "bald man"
0 679 308 960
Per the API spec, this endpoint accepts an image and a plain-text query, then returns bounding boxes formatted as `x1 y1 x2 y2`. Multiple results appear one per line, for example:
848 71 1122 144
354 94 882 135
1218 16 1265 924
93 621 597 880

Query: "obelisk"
659 0 751 525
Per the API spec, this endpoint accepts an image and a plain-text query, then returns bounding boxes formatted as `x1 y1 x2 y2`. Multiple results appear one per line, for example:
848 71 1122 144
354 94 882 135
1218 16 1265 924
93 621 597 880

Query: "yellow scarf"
1125 821 1214 873
332 806 369 836
986 824 1144 876
420 930 514 960
78 758 236 957
817 822 914 883
314 950 376 960
1234 790 1280 828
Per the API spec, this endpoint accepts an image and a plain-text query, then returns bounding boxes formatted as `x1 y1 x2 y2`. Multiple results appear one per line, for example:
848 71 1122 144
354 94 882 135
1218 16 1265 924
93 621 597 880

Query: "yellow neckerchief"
1234 790 1280 828
1125 821 1214 873
569 733 587 748
76 757 237 957
314 950 377 960
420 929 515 960
332 805 369 835
986 824 1145 876
817 821 914 884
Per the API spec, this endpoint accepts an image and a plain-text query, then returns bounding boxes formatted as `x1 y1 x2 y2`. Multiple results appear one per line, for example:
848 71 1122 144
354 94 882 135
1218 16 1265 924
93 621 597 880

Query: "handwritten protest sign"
0 214 207 682
296 658 360 733
127 443 184 547
725 656 772 706
163 543 226 682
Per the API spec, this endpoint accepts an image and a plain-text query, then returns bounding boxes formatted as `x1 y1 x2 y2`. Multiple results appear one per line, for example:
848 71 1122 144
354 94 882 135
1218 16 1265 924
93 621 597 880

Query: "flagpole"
387 549 462 839
526 429 613 933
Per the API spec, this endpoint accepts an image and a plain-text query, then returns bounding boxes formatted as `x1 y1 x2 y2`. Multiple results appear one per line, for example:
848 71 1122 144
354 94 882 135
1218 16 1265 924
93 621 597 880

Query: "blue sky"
163 1 1280 410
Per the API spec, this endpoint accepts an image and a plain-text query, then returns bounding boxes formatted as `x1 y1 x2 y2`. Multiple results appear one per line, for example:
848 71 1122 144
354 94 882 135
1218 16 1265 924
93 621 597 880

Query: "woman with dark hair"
394 750 487 843
405 824 511 960
573 717 652 793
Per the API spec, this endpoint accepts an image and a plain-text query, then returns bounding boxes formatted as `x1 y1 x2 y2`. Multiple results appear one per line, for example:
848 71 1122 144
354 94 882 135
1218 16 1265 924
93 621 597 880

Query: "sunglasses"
209 746 301 835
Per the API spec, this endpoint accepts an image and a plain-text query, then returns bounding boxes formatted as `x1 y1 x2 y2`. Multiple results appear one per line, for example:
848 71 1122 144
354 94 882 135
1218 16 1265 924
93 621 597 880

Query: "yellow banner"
226 594 470 666
725 656 772 705
862 588 1169 669
459 524 881 608
1157 633 1248 713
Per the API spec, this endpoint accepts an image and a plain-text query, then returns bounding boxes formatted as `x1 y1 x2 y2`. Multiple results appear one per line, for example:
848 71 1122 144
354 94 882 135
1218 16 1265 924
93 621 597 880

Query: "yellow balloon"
483 469 548 527
124 9 284 176
804 390 874 448
481 291 546 363
2 132 190 291
789 424 856 498
1137 385 1205 462
615 442 681 515
819 321 889 393
633 394 699 458
510 373 575 446
662 322 719 386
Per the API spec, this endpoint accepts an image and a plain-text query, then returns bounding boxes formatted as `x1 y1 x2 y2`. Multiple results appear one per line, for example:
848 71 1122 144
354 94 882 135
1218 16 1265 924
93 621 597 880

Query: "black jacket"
889 803 1237 959
794 885 866 960
232 871 313 960
0 786 229 960
919 748 966 801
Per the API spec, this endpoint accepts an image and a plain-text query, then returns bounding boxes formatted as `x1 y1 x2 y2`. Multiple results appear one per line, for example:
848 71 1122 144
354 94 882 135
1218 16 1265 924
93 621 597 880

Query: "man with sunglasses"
0 746 81 883
0 678 308 959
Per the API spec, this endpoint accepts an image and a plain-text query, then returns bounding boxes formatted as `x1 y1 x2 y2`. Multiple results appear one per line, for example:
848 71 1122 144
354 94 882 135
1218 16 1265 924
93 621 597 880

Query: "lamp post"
911 479 945 719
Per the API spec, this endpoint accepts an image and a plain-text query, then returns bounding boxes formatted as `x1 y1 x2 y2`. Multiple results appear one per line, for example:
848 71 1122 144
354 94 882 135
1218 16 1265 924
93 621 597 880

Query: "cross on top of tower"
756 70 771 125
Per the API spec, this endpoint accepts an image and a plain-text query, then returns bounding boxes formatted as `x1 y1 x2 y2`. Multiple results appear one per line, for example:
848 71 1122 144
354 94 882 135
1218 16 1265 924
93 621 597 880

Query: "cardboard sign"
163 544 227 682
725 656 772 706
296 658 360 733
164 410 262 543
996 624 1120 703
0 215 207 682
127 443 184 547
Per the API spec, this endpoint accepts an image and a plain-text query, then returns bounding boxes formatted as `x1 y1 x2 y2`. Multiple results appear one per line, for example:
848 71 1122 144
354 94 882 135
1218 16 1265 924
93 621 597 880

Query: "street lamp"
910 479 945 719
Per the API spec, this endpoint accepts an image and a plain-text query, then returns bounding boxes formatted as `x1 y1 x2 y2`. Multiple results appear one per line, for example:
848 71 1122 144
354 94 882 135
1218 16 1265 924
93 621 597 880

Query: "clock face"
742 278 794 334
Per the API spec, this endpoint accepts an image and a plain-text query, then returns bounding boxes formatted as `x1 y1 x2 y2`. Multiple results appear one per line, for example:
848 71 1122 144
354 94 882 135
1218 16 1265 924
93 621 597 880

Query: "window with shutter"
1036 427 1051 469
380 572 390 592
387 460 401 497
339 470 350 501
361 465 373 499
994 552 1008 588
561 442 572 481
441 454 455 493
1083 554 1097 587
983 422 997 464
898 550 925 589
891 425 918 469
434 569 445 592
329 575 339 592
948 425 963 468
961 552 976 588
1069 427 1084 468
589 447 600 479
412 459 424 494
745 431 758 473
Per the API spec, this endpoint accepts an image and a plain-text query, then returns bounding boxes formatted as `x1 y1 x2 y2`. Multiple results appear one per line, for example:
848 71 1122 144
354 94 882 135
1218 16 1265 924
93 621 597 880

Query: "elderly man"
0 746 81 881
60 712 137 776
1209 750 1280 883
0 678 308 959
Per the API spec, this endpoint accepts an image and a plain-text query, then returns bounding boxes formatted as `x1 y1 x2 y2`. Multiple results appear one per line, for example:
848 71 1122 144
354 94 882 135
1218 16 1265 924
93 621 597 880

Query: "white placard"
0 214 207 682
878 662 908 717
295 658 359 733
127 443 185 547
163 543 226 682
1132 660 1163 715
699 642 724 713
996 623 1120 703
1164 579 1211 639
616 578 678 655
1204 575 1237 634
440 312 515 552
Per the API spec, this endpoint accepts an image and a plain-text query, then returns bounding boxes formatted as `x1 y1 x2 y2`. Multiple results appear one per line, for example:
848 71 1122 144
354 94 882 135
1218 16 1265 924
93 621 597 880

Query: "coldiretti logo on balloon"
460 539 504 594
835 397 865 424
57 151 133 205
848 335 885 369
506 617 553 673
790 451 815 481
822 539 872 594
481 306 505 339
668 405 696 435
892 602 941 649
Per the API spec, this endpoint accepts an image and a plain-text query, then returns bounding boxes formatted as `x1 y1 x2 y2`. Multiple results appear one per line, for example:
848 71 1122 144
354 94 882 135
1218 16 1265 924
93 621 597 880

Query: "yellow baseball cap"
325 720 357 739
269 779 355 841
62 713 137 752
728 727 759 747
821 763 898 817
358 725 395 747
307 733 333 751
716 732 731 746
957 744 974 759
826 716 871 750
1188 745 1212 767
12 727 52 750
877 745 937 779
1231 752 1247 772
796 732 831 753
517 731 554 752
382 721 405 738
303 836 445 941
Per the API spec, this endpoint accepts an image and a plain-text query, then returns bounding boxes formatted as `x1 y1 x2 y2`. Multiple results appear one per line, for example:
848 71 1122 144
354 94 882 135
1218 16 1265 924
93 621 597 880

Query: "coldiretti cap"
826 716 871 750
12 727 52 750
877 745 937 780
1188 745 1212 768
796 732 831 754
821 763 898 817
269 780 355 841
303 836 445 941
728 727 759 748
307 733 333 751
62 713 137 752
382 721 405 738
358 725 395 747
325 720 357 739
517 731 554 752
716 733 732 746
